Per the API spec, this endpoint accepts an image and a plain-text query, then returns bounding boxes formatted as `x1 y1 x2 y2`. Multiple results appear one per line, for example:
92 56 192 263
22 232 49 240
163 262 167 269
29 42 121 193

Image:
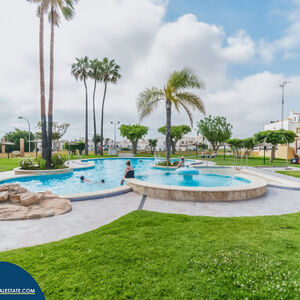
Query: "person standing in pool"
120 160 135 185
177 156 185 168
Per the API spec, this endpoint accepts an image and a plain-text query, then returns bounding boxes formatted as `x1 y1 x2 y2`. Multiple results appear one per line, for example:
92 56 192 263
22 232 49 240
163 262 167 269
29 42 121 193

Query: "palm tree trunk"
100 81 107 156
165 99 172 162
46 5 55 168
84 76 89 156
92 79 97 155
39 2 47 162
171 141 176 154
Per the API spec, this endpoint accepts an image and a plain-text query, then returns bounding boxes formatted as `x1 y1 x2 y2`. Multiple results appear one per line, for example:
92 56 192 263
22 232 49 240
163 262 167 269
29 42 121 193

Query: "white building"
264 110 300 155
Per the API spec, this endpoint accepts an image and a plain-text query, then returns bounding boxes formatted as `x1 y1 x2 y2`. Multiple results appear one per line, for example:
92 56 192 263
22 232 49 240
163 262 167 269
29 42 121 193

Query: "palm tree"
137 67 205 162
71 56 90 156
89 59 102 155
98 58 121 156
27 0 47 163
28 0 77 167
47 0 76 165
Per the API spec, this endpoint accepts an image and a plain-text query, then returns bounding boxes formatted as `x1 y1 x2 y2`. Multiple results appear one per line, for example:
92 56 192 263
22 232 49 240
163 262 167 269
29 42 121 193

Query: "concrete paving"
1 187 300 252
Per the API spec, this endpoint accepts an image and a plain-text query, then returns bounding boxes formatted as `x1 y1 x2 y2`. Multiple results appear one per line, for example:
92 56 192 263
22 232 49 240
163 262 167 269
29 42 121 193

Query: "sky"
1 0 300 141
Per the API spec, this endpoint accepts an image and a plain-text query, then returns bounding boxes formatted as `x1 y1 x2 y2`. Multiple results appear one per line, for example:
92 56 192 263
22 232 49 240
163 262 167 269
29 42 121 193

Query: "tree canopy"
148 139 158 154
137 67 205 161
226 138 244 155
119 124 148 154
197 115 232 151
253 129 297 161
36 122 69 141
158 125 191 154
3 129 35 152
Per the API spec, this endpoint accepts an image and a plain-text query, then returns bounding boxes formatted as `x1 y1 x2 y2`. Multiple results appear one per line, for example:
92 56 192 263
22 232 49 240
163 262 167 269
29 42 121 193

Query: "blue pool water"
0 158 250 195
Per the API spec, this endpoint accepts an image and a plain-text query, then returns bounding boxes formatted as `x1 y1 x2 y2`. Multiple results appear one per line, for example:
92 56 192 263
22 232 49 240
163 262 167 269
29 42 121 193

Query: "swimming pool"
0 158 154 195
0 158 252 198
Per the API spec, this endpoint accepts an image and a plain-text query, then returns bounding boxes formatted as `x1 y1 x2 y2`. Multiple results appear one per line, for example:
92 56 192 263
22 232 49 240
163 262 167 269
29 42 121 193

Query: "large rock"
0 191 9 203
20 193 41 206
0 183 72 220
0 184 9 192
0 205 43 221
41 198 72 215
9 193 21 203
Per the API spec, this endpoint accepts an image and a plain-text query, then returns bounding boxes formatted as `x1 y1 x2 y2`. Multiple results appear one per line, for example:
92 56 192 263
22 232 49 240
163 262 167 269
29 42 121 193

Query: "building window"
296 128 300 134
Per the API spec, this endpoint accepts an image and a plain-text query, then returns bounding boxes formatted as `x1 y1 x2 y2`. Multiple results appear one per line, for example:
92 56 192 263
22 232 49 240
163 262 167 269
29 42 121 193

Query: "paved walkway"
1 187 300 252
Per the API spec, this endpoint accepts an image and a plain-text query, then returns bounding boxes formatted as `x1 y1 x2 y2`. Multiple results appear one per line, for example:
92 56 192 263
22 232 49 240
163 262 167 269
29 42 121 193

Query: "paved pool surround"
126 174 267 202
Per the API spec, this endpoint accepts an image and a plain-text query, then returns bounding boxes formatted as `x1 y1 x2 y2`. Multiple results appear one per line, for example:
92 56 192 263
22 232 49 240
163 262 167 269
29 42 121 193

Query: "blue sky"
166 0 300 77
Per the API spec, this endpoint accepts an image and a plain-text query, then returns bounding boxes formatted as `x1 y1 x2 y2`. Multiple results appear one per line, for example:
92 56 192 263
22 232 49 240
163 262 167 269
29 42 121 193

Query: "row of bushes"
19 154 68 170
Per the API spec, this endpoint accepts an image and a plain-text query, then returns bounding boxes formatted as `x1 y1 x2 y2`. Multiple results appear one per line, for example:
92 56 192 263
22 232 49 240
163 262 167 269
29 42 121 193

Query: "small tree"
243 137 255 157
119 124 148 154
77 142 85 155
36 122 69 150
158 125 191 154
148 139 158 154
226 138 244 155
253 130 296 162
197 115 232 151
93 134 101 152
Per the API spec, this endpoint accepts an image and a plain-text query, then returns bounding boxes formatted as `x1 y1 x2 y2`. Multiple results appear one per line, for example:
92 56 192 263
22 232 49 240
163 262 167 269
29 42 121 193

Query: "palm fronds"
137 87 164 121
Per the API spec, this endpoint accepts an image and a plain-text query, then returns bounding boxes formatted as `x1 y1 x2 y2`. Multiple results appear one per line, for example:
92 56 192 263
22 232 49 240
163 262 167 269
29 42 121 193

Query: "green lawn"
0 158 20 172
189 155 289 167
0 154 291 172
276 170 300 179
1 211 299 299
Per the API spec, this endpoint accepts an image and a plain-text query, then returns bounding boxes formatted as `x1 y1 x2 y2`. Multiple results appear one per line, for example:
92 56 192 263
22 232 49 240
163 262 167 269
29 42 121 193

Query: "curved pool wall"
0 158 266 202
126 174 267 202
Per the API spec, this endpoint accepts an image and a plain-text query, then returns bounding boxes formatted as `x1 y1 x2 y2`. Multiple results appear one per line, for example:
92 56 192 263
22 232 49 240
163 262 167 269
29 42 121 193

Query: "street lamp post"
18 116 31 153
279 81 290 129
110 121 120 148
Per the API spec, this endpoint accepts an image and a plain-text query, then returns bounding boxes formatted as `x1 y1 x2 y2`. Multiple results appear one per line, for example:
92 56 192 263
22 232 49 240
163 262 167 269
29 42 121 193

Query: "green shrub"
156 160 179 167
39 158 46 170
19 157 38 170
51 153 67 169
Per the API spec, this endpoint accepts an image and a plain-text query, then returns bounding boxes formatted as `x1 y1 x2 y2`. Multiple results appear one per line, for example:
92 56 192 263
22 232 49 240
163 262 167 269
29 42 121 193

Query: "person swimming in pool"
80 176 90 182
120 160 135 185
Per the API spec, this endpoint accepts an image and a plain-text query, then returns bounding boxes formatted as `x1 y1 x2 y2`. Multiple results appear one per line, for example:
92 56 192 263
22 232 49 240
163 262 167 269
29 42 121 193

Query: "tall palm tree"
137 67 205 162
71 56 90 156
89 59 102 155
47 0 77 165
99 58 121 156
27 0 48 162
28 0 77 167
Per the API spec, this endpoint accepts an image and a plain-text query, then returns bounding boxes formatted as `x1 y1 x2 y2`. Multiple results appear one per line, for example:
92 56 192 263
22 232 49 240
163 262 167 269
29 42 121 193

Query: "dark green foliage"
148 139 158 154
226 138 244 154
158 125 191 154
119 124 148 154
51 153 67 169
3 129 35 152
197 115 232 151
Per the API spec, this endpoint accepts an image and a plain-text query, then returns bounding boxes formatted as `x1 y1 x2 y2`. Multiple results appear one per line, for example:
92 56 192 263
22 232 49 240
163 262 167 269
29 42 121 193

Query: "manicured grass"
0 158 20 172
276 170 300 178
1 211 300 299
186 155 289 167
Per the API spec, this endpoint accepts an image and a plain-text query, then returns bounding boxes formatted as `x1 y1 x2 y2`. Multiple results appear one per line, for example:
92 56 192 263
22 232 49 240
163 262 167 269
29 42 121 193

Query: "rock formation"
0 183 72 221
